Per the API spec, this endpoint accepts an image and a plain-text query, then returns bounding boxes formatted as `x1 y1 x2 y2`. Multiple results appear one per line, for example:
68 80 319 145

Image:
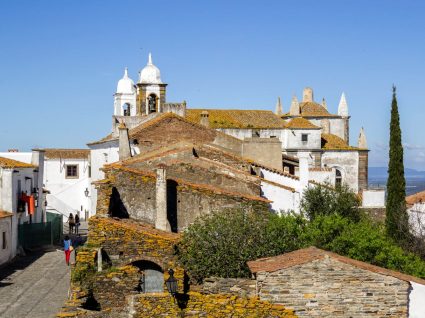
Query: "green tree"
386 86 409 241
300 183 361 221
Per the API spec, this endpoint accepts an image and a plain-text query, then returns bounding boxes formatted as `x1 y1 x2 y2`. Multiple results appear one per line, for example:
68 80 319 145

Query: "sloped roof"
321 133 356 150
406 190 425 205
0 157 36 169
44 149 90 159
285 117 321 130
247 246 425 285
0 211 13 218
185 109 287 129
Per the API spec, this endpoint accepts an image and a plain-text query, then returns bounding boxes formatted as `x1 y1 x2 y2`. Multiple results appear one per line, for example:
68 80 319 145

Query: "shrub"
300 184 361 221
177 207 269 282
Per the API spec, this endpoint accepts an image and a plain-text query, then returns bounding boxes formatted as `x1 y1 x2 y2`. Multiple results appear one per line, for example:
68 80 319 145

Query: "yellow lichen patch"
0 156 36 168
285 117 320 129
321 133 357 150
185 109 287 129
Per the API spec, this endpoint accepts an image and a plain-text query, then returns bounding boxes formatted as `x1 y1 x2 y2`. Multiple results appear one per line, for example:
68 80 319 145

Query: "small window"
65 165 79 179
336 169 342 186
2 232 6 249
301 134 308 142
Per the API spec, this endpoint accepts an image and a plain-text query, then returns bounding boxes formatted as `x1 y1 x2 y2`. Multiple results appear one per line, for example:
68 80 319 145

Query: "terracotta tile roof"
321 133 356 150
0 157 36 169
44 148 90 159
250 162 299 180
185 109 286 129
406 190 425 205
261 179 296 193
0 211 13 218
247 246 425 285
285 117 321 130
299 102 332 117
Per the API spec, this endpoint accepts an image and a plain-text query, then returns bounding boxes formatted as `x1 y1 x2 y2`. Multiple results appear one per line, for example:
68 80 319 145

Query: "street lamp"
165 268 178 297
84 188 89 197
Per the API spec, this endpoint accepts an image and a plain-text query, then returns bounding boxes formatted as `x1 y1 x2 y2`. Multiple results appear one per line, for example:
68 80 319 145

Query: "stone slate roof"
321 133 356 150
406 190 425 205
285 117 321 130
185 109 287 129
0 156 36 169
44 148 90 159
0 211 13 218
247 246 425 285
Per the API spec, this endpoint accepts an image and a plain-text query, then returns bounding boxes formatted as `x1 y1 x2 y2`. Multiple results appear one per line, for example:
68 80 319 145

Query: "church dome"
139 53 162 84
116 68 135 94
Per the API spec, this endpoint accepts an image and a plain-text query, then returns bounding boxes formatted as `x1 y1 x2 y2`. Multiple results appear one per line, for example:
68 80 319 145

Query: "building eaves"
0 157 36 169
247 246 425 285
44 148 90 159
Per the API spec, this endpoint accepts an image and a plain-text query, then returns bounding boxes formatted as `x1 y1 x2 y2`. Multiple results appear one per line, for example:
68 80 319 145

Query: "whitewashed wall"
309 118 346 140
260 168 300 190
362 190 385 208
309 169 336 186
409 282 425 318
0 216 12 266
282 129 321 150
321 151 359 193
44 158 91 220
260 180 300 213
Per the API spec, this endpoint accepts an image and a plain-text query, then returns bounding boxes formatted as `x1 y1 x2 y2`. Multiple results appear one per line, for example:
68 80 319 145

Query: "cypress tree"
386 86 409 241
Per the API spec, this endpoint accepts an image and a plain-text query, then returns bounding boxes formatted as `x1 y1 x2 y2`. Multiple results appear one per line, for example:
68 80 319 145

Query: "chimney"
289 95 300 116
155 166 171 232
302 87 314 102
118 123 131 160
358 127 368 149
297 152 310 193
200 111 210 128
275 97 283 115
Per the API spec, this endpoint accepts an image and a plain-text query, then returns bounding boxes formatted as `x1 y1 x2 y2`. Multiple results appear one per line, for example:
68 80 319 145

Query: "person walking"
63 235 73 266
68 213 75 234
75 214 80 234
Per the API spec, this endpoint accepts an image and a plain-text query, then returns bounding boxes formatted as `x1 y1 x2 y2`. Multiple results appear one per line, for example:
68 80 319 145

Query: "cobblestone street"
0 249 70 318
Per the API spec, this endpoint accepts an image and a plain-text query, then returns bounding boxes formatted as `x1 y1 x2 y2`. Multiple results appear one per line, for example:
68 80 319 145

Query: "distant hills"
369 167 425 179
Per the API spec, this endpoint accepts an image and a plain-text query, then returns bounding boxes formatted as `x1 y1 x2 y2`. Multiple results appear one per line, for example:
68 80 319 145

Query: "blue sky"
0 1 424 170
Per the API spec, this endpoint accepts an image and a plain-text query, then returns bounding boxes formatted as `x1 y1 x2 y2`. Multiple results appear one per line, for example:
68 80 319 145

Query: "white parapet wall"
362 189 385 208
260 180 300 214
409 282 425 318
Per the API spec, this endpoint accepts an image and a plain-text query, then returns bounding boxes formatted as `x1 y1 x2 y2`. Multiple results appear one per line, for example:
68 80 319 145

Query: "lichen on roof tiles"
321 133 356 150
0 157 36 168
285 117 321 129
44 148 90 159
185 109 286 129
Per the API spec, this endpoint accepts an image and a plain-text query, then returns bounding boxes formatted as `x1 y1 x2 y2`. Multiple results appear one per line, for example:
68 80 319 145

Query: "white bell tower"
113 67 137 116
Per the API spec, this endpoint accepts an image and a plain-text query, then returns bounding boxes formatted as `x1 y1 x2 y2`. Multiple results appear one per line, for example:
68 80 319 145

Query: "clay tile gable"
44 149 90 159
321 133 356 150
406 190 425 205
0 210 13 218
285 117 321 129
185 109 286 129
247 246 425 285
0 157 36 169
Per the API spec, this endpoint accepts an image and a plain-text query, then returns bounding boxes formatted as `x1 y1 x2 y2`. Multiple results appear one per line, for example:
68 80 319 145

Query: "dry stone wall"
256 256 409 317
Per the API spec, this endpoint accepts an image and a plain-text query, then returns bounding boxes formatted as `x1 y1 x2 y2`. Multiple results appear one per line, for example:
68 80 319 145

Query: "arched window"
335 169 342 187
123 103 131 116
133 260 164 293
148 94 157 113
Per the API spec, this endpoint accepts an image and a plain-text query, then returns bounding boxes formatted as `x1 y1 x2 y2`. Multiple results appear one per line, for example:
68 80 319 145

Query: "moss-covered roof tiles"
44 148 90 159
0 157 36 169
285 117 321 130
321 133 356 150
185 109 286 129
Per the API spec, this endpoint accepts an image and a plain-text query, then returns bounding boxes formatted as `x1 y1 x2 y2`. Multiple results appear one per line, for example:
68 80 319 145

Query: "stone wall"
200 277 256 297
242 138 283 170
256 256 409 318
132 292 296 318
97 168 268 231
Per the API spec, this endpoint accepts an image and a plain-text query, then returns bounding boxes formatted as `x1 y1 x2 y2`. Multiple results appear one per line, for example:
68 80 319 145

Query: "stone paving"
0 249 70 318
0 221 88 318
